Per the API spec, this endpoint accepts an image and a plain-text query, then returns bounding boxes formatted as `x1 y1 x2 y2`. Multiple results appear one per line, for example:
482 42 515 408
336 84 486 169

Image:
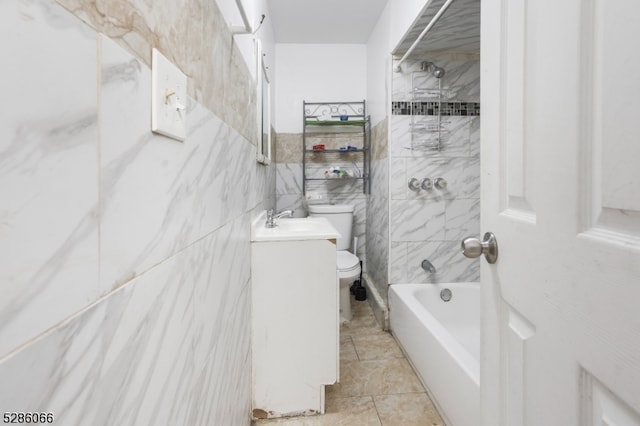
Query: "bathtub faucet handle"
434 177 448 190
408 178 421 191
421 259 436 273
420 178 433 191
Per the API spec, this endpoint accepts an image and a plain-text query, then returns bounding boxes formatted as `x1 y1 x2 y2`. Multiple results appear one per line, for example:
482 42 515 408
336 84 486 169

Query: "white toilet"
308 204 361 322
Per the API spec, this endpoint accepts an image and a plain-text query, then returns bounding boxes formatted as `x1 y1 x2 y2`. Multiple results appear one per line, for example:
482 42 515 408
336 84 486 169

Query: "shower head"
432 66 445 79
421 61 446 79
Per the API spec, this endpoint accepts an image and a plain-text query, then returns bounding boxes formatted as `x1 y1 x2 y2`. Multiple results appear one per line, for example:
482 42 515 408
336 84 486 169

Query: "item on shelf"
312 144 325 151
340 115 349 121
324 167 352 179
338 145 358 152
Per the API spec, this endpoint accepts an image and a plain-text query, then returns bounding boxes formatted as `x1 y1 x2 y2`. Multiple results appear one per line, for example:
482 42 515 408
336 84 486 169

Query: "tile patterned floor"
252 298 444 426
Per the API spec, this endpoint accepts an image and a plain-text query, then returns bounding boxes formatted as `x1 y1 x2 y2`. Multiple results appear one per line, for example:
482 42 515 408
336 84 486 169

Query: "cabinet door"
252 239 338 415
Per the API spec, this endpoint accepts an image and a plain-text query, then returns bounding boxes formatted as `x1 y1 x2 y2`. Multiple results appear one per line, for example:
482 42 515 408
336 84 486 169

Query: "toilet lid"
337 250 360 271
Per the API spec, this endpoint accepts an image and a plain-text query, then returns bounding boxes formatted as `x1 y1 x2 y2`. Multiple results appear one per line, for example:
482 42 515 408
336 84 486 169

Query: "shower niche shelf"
410 71 449 152
411 87 450 101
303 100 370 194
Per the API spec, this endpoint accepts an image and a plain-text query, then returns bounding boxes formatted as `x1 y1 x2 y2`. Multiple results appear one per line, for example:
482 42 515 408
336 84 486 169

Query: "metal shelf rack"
302 100 370 194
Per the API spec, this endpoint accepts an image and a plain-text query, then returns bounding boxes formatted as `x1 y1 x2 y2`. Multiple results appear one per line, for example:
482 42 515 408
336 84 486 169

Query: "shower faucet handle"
434 177 448 190
420 178 433 191
408 178 421 191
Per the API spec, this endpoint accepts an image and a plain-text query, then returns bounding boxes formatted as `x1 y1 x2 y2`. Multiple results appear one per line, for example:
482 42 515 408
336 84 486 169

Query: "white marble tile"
256 159 277 210
365 230 389 289
390 158 407 200
367 188 388 235
439 56 480 101
445 198 480 240
370 157 388 192
406 241 480 284
390 200 446 242
389 116 413 157
192 214 252 369
189 282 251 425
99 34 177 288
185 112 258 227
367 198 388 232
389 242 408 284
469 116 480 158
366 159 389 287
0 0 99 357
438 116 472 157
276 194 306 217
391 66 413 101
99 35 258 289
276 163 303 195
188 213 252 424
0 249 196 425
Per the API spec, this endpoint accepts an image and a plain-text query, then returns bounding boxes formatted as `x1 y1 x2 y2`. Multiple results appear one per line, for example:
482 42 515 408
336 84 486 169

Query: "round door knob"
461 232 498 264
461 237 483 258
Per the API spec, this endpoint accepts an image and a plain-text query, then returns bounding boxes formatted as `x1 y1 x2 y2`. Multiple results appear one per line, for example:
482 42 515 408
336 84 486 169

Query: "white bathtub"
389 283 480 426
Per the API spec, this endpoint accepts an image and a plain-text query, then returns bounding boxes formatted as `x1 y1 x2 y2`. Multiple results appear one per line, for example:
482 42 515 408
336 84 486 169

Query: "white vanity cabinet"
251 216 339 419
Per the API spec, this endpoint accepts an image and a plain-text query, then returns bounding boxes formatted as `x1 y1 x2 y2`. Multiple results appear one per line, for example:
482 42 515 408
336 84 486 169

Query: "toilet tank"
308 204 354 251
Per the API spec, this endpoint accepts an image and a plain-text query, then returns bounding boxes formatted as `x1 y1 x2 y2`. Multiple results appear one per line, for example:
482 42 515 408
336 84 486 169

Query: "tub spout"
421 259 436 273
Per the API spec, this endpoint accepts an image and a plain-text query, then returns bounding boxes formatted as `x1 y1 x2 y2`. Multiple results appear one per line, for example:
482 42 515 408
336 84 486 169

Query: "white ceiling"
266 0 480 54
267 0 388 43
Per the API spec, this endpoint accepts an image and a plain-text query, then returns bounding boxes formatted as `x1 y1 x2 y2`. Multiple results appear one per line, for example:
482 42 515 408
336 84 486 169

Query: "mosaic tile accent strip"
392 101 480 116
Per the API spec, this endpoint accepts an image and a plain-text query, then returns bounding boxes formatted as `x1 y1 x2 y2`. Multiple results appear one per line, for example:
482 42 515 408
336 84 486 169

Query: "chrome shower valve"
421 178 433 191
434 177 448 190
408 178 421 191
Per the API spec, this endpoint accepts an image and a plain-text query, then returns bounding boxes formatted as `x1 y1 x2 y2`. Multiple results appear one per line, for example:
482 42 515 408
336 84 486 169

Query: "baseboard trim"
362 273 389 331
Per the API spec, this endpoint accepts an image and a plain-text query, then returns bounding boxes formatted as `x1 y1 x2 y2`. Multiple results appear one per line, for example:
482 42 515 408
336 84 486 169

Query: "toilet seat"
337 250 360 274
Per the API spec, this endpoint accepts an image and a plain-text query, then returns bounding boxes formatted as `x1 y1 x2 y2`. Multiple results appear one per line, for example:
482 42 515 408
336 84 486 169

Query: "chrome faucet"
266 208 294 228
421 259 436 273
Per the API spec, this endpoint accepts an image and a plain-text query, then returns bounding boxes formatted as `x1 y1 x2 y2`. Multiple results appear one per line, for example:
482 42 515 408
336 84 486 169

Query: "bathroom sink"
277 218 325 234
251 213 341 242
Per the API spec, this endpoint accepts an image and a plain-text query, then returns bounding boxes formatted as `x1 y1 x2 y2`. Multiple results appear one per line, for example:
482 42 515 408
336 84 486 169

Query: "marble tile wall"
365 119 389 302
0 1 275 424
390 54 480 284
56 0 257 146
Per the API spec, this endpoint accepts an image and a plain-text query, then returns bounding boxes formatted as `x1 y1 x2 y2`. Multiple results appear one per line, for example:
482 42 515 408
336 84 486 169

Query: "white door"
480 0 640 424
